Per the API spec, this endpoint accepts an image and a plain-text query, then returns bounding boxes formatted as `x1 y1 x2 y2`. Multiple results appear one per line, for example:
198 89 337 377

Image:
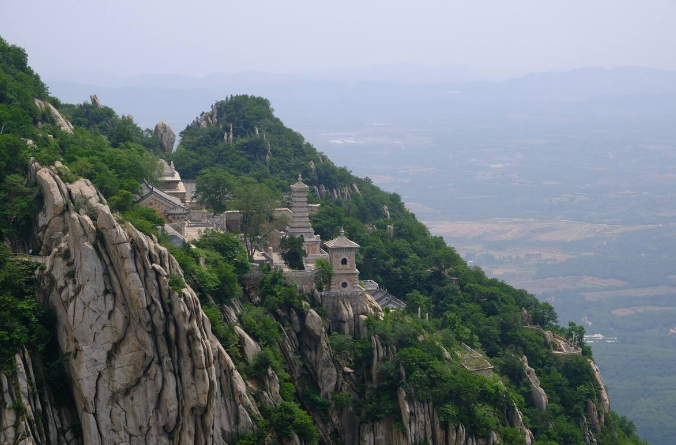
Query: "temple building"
361 280 406 310
324 228 361 294
136 180 190 235
286 174 328 265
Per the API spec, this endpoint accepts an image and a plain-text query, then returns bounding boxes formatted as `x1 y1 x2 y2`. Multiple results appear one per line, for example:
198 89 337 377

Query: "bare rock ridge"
27 160 258 445
521 355 548 411
154 121 176 153
34 99 74 134
588 360 610 431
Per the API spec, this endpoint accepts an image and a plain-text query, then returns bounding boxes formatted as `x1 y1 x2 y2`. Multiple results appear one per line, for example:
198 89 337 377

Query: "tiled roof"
372 289 407 309
166 205 190 215
324 228 360 249
137 180 190 215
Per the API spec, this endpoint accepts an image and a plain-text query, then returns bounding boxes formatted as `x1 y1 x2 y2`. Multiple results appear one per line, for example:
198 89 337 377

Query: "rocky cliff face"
26 161 258 445
586 359 610 436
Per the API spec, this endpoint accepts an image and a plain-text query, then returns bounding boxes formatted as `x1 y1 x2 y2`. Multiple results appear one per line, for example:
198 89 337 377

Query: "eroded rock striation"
28 161 258 445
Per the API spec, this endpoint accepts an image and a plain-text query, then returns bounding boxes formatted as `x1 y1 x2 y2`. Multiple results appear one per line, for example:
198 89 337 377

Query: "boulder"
90 94 101 107
154 121 176 153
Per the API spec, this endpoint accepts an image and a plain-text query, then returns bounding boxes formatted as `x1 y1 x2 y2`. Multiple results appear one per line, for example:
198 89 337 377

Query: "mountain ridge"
0 35 650 445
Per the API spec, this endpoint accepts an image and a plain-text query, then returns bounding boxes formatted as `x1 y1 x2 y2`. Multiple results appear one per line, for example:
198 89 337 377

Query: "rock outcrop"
89 95 101 108
322 291 382 336
34 99 74 134
154 121 176 153
301 309 338 397
235 325 261 364
521 355 548 410
589 359 610 414
0 348 80 445
587 359 610 431
199 104 222 129
28 161 258 445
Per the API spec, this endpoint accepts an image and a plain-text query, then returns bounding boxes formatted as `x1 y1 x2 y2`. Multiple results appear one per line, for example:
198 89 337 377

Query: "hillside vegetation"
0 36 650 445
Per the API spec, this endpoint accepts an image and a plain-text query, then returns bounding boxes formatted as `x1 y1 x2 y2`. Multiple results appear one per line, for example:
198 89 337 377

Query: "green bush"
240 304 279 347
0 245 50 373
258 267 304 312
122 205 164 237
332 391 353 408
328 332 353 366
250 347 287 381
195 230 250 274
168 274 185 294
202 305 241 363
499 427 526 445
270 401 319 445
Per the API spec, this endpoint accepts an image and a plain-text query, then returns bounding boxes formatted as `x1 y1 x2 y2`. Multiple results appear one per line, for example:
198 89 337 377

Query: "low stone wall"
283 269 316 292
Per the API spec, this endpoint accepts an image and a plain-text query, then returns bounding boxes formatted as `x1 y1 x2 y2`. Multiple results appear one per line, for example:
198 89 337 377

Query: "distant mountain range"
47 65 676 135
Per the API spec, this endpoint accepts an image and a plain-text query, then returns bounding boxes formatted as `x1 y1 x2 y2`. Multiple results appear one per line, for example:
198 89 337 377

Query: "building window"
341 257 348 266
341 281 348 289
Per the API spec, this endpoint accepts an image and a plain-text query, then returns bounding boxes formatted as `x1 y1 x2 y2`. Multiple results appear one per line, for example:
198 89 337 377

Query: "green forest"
0 36 651 445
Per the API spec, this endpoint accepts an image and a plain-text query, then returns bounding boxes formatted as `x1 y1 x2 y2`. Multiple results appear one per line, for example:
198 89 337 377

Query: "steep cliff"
25 161 258 445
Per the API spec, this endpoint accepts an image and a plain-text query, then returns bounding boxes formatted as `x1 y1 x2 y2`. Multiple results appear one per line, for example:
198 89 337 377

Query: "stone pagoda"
286 173 327 264
321 228 384 336
324 228 361 294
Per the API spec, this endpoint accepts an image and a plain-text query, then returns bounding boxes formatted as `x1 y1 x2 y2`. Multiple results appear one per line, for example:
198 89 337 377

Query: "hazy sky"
2 0 675 81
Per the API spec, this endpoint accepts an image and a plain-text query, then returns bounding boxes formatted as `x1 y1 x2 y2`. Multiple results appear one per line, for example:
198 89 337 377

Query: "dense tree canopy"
194 167 235 215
